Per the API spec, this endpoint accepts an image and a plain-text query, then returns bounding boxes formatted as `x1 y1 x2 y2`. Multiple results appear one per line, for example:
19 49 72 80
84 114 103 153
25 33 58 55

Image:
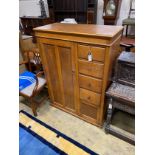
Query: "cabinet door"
39 39 76 112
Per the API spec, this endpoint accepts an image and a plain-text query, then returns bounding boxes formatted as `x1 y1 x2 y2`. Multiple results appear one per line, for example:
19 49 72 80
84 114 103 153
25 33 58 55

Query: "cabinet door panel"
41 44 63 105
59 46 75 110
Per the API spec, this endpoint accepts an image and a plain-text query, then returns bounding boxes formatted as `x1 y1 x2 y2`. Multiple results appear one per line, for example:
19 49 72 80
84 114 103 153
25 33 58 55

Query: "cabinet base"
50 103 103 128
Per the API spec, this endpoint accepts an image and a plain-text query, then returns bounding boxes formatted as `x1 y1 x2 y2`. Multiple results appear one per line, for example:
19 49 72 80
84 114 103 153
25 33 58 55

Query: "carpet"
19 110 98 155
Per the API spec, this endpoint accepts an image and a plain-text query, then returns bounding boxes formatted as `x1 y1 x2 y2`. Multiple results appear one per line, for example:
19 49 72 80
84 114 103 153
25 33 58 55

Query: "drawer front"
78 44 105 62
80 88 101 106
80 101 98 120
79 74 102 93
78 59 104 79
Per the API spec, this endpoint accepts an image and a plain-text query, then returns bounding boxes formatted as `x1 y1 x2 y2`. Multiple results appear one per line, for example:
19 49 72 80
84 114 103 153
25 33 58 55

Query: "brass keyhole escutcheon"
88 51 93 61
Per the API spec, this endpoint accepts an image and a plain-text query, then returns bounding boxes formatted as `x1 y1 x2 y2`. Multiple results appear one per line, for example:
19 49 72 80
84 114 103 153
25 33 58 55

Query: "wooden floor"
19 97 135 155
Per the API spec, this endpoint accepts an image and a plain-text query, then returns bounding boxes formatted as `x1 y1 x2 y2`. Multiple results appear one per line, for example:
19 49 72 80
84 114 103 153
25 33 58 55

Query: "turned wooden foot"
30 100 38 116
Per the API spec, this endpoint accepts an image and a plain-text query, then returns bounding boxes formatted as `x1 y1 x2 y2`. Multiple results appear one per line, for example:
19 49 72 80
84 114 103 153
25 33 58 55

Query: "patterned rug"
19 110 98 155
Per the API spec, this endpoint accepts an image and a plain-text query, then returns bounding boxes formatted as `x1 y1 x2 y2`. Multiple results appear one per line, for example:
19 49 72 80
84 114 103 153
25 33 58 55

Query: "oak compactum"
34 23 123 127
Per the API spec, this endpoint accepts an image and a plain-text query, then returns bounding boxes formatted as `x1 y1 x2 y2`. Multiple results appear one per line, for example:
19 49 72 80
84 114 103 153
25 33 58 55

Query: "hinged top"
34 23 123 39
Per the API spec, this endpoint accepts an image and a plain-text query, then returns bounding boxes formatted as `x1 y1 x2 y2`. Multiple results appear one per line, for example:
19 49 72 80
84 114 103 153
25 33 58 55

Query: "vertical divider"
74 43 80 114
55 46 66 107
38 41 54 104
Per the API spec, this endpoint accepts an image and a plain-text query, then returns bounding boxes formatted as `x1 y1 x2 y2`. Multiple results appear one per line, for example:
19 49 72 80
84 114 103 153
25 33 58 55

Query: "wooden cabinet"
87 0 98 24
34 23 123 127
20 16 53 36
47 0 97 24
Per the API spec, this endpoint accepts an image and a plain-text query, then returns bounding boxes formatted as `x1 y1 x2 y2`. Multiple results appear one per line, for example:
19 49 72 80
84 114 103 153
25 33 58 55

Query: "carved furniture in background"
47 0 55 21
34 23 123 127
103 0 122 25
20 16 53 37
87 0 98 24
117 51 135 86
105 51 135 144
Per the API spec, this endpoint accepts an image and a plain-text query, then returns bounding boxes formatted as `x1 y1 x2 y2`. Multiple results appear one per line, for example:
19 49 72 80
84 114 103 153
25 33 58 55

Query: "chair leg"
30 99 38 116
126 25 128 37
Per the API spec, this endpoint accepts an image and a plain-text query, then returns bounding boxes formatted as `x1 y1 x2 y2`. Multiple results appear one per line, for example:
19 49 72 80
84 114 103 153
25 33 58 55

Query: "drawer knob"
88 83 91 87
88 52 93 62
87 96 91 100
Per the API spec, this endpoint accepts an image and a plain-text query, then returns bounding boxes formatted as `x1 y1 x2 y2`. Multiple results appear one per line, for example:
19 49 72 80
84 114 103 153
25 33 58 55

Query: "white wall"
19 0 49 17
97 0 104 25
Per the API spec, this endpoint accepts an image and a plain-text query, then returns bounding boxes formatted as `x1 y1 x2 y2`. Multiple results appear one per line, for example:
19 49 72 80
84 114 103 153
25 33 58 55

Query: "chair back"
128 0 135 18
19 32 42 73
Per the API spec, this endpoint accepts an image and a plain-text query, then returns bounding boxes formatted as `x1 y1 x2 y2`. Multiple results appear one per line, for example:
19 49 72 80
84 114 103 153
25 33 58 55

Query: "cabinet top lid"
34 23 123 38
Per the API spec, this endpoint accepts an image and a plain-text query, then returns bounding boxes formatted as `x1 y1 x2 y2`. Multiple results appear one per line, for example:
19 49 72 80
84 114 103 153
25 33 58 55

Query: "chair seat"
122 18 135 25
20 77 46 97
106 83 135 104
120 37 135 46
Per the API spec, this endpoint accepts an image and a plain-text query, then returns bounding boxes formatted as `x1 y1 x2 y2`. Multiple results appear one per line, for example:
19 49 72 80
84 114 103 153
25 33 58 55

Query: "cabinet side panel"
99 36 121 125
42 44 63 105
59 46 75 110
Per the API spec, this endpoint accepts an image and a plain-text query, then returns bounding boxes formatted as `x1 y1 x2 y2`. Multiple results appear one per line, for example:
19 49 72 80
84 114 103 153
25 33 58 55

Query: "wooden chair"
122 0 135 37
120 36 135 52
19 51 47 116
121 0 135 52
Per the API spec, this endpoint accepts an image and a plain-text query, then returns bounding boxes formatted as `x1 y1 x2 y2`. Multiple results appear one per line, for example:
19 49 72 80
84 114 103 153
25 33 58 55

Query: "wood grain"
78 44 105 62
79 88 101 106
79 74 102 93
78 59 104 79
59 46 75 111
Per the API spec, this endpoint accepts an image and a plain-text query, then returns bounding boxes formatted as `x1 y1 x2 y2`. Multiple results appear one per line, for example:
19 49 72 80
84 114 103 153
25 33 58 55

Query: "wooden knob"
87 96 91 100
88 83 91 87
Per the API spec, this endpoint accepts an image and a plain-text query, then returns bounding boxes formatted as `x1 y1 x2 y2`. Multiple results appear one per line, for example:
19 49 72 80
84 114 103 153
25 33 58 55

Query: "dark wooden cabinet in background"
20 16 53 36
87 0 98 24
47 0 98 24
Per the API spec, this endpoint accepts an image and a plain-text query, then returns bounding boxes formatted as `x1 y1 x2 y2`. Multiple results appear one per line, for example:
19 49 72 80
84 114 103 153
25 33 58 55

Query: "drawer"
79 74 102 93
80 88 101 106
78 59 104 79
80 101 97 120
78 44 105 62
